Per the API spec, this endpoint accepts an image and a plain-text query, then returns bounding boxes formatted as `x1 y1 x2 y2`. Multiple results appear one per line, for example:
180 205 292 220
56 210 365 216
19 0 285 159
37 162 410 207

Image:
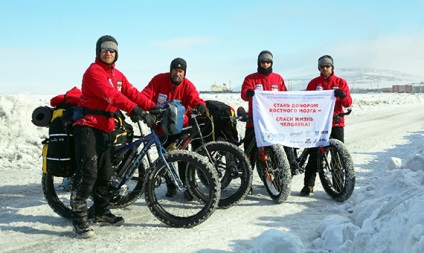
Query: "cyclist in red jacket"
141 57 206 125
141 57 207 198
241 50 287 169
71 35 154 239
300 55 352 196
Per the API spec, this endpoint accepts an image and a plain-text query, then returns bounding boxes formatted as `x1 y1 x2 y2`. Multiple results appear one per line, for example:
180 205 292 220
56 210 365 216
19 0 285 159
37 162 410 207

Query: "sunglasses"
319 65 331 69
260 61 271 64
101 48 116 54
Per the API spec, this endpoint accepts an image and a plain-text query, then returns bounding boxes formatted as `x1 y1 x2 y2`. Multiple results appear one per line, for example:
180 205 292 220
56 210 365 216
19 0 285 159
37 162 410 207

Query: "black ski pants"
303 127 344 187
72 125 113 222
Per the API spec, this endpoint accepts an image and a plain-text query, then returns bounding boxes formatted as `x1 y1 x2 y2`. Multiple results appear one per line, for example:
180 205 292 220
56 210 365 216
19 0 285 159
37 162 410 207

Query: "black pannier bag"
42 108 76 177
204 100 239 143
36 86 81 177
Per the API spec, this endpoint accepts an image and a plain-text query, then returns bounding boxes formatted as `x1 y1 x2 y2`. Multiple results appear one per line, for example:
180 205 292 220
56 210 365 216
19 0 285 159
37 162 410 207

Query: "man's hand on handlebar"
150 105 163 116
130 106 156 127
196 103 207 115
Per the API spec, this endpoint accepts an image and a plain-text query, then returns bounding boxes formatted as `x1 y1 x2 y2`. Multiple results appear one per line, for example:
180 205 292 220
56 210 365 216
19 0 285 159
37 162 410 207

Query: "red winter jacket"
241 72 287 128
142 72 205 127
306 72 352 127
73 58 155 132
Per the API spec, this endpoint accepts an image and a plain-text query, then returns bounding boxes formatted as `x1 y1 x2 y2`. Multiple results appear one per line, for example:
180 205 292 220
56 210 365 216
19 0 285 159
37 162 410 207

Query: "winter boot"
93 211 125 226
73 219 95 239
166 183 177 197
300 186 314 196
71 199 94 238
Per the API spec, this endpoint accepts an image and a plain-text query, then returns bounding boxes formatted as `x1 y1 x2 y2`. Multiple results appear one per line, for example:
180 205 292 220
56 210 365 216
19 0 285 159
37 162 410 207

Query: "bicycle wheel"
144 150 220 228
194 141 253 209
317 139 355 202
42 159 146 220
42 173 75 219
256 144 291 204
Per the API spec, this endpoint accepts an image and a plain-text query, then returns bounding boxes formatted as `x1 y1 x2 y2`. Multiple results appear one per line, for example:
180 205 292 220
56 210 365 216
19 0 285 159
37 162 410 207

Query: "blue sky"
1 0 424 94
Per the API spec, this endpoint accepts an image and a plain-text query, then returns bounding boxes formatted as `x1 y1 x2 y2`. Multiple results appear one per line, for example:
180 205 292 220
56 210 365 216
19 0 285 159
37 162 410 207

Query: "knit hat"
257 50 273 75
318 55 334 69
96 35 118 63
170 57 187 75
258 50 273 63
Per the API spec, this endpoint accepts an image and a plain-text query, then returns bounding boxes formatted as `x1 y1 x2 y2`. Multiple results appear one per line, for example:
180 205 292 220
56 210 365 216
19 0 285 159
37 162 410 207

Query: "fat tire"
42 173 73 219
317 139 355 202
144 150 220 228
256 144 291 204
194 141 253 209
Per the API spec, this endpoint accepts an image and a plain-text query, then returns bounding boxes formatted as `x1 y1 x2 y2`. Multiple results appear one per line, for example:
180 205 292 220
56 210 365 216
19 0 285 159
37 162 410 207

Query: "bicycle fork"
157 149 185 192
259 147 273 181
319 146 329 168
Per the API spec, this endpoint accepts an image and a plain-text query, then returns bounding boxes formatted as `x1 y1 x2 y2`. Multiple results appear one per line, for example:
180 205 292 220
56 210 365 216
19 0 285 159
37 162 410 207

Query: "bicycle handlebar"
333 108 352 120
150 107 164 116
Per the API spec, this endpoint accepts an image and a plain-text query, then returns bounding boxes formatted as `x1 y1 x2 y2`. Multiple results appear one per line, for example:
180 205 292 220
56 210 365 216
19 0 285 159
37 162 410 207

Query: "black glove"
143 113 156 128
196 103 207 115
130 106 157 127
334 88 346 99
246 89 255 98
150 105 162 116
130 106 147 122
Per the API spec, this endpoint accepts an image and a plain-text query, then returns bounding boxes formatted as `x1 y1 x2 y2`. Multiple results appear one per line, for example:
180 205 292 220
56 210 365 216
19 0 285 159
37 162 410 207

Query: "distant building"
392 85 413 93
210 83 232 92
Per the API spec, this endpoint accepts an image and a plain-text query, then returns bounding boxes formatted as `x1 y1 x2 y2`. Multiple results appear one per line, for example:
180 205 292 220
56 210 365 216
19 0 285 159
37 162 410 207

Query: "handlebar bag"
161 100 186 135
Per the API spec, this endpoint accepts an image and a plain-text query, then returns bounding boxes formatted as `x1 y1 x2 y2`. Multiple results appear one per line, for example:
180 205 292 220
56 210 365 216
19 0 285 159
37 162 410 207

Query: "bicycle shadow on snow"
0 183 71 236
196 131 424 252
0 182 167 239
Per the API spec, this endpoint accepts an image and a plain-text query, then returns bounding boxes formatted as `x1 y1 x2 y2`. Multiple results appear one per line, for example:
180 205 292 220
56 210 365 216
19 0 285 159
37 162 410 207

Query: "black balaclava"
257 50 273 75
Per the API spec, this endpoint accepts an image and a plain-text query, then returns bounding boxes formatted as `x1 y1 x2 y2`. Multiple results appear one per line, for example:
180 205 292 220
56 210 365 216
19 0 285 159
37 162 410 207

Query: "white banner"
252 90 336 148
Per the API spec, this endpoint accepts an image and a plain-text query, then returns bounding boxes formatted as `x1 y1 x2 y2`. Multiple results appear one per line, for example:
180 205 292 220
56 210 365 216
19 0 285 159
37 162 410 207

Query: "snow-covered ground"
1 92 424 253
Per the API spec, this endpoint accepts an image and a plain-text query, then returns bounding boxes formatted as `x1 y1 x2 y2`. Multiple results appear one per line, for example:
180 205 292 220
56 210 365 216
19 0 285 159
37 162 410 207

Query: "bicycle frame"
113 121 185 192
285 108 352 175
170 110 214 159
231 113 263 165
